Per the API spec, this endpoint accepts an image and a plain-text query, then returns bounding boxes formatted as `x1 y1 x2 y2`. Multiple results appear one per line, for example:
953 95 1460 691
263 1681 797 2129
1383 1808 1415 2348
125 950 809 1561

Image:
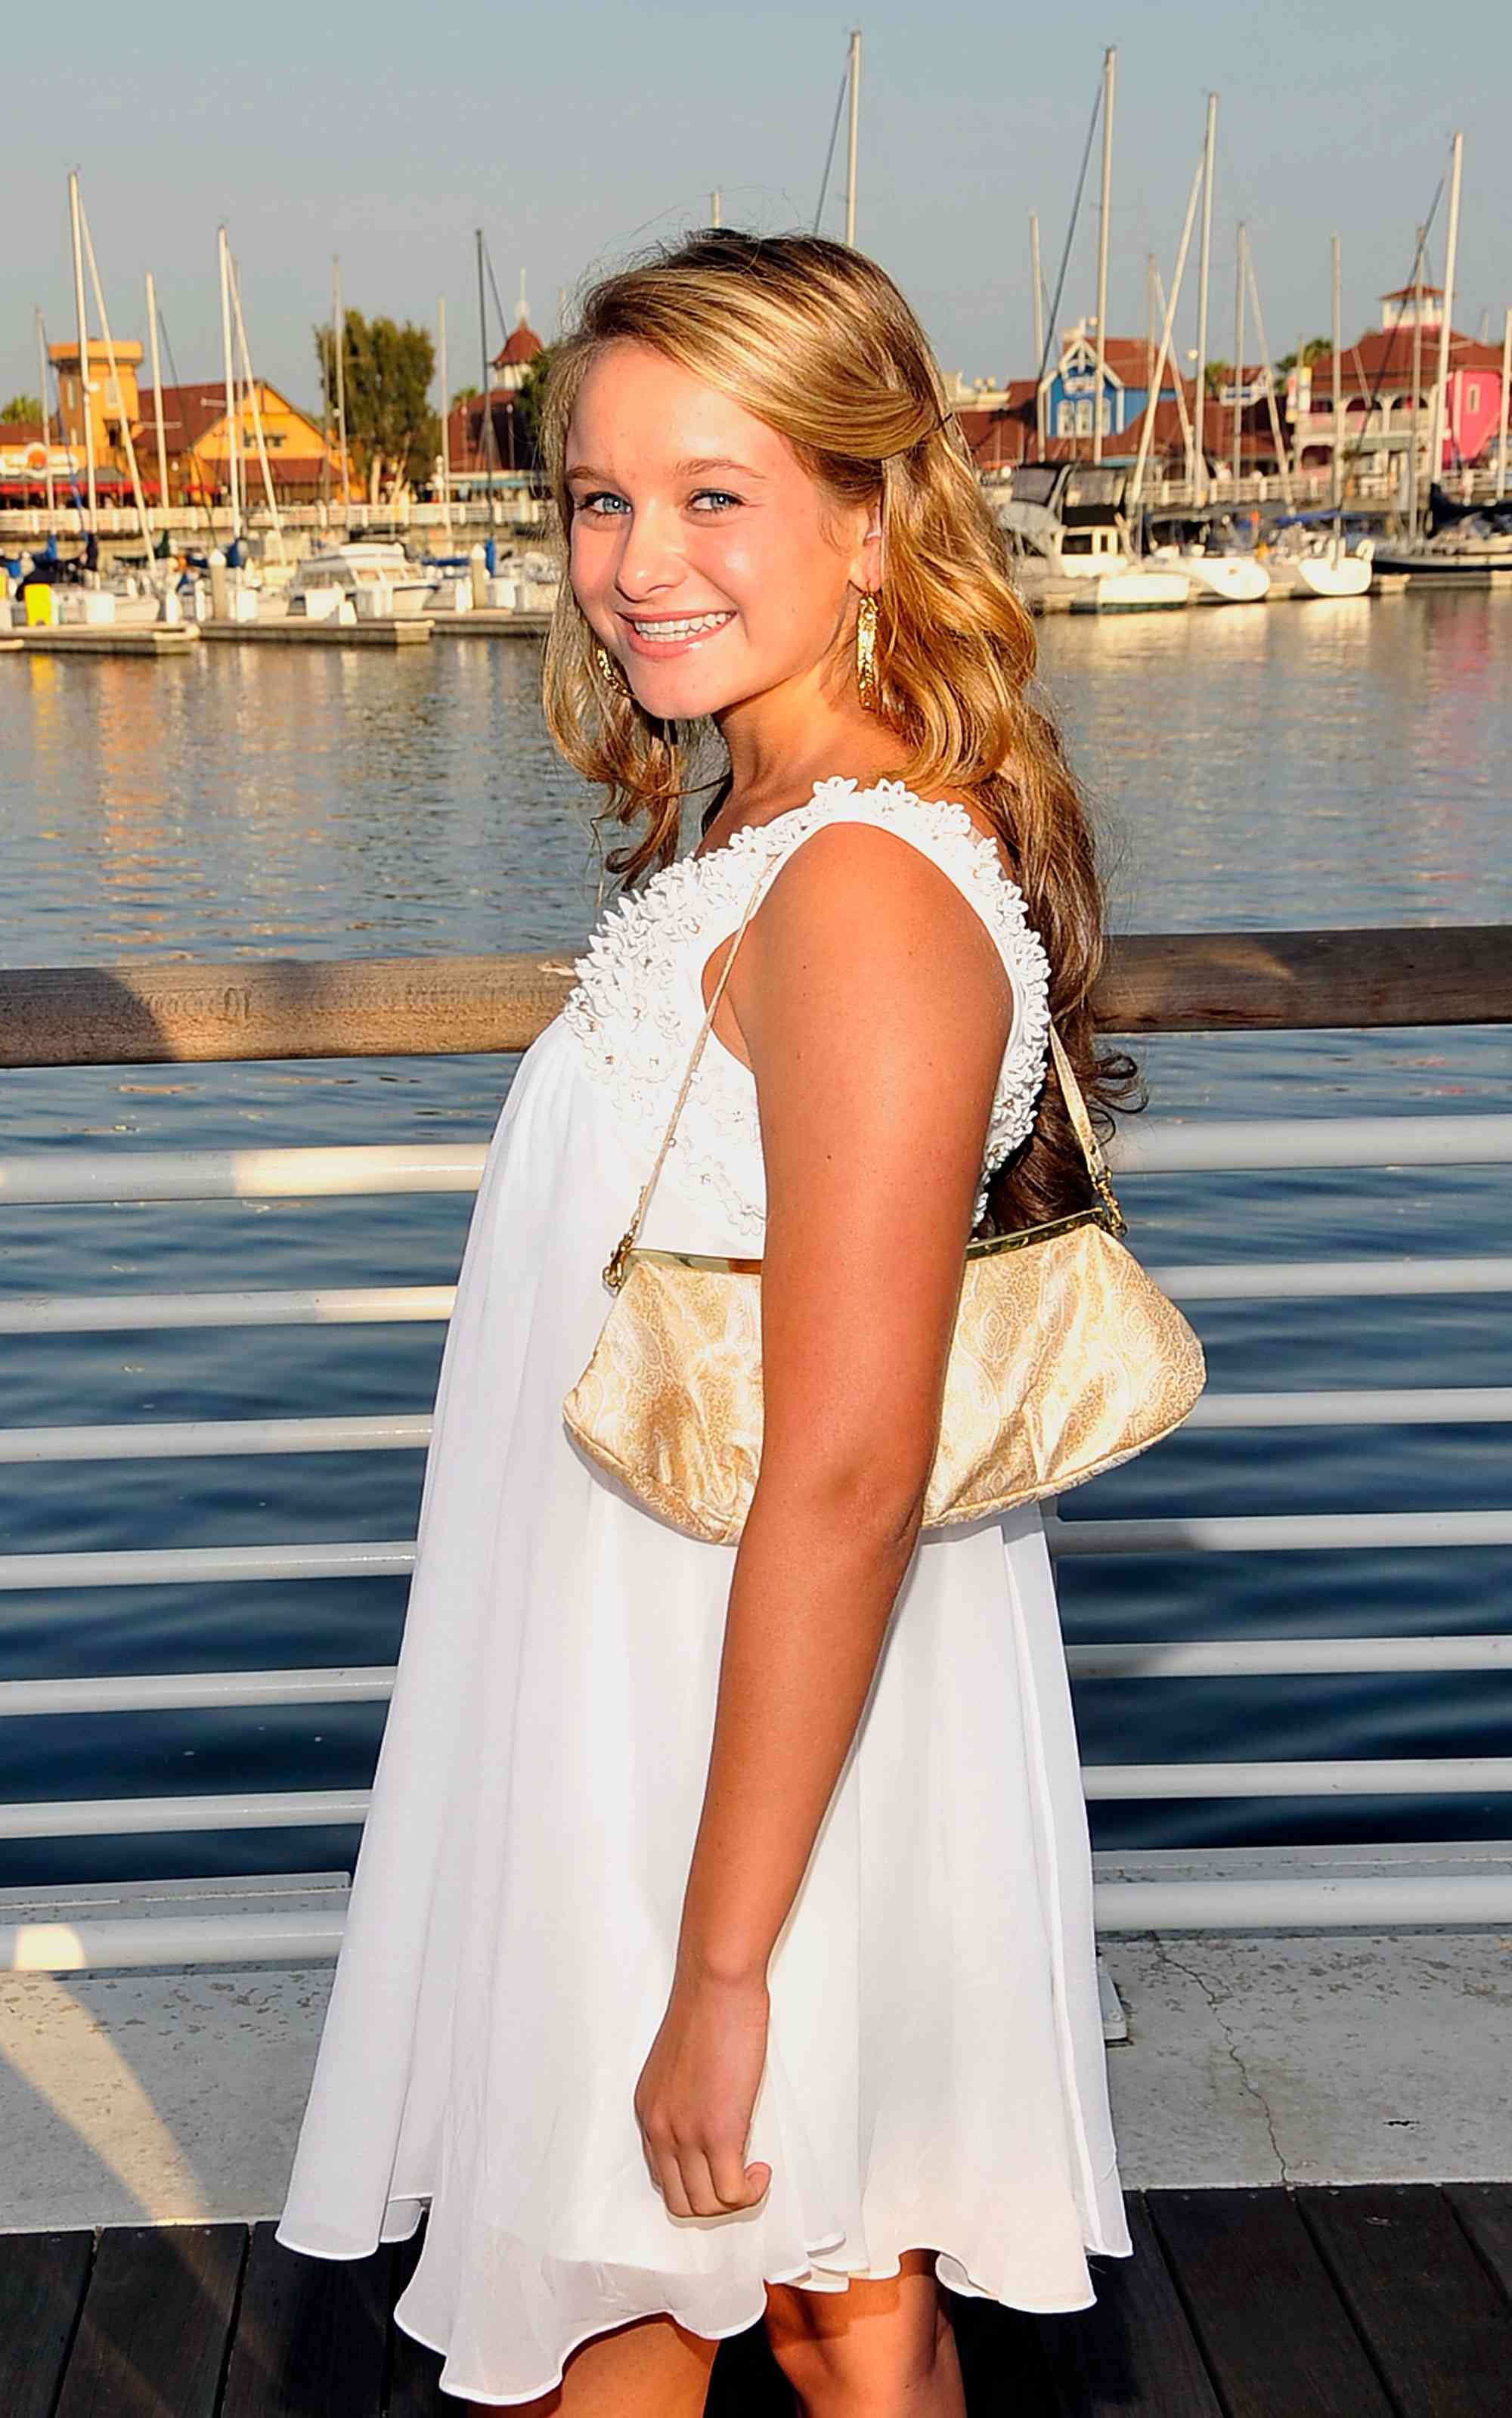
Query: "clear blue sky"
5 0 1507 419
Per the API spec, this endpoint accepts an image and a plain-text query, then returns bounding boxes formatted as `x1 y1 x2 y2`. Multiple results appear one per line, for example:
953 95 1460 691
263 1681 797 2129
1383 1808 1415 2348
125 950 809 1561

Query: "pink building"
1291 285 1508 482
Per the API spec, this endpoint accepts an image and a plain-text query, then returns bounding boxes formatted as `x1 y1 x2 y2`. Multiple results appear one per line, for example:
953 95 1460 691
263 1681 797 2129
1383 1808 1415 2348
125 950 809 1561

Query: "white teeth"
630 612 733 640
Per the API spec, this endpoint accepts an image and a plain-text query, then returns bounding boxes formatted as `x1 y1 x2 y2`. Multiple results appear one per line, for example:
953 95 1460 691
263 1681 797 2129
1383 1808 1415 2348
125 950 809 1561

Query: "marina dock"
197 618 435 647
7 624 198 657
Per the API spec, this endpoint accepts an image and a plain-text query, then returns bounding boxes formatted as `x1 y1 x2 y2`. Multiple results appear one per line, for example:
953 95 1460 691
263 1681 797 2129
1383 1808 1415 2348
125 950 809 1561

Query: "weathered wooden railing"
2 926 1509 1067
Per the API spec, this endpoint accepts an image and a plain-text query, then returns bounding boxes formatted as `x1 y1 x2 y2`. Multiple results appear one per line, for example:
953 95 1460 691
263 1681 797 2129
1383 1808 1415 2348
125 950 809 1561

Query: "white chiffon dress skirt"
274 781 1134 2405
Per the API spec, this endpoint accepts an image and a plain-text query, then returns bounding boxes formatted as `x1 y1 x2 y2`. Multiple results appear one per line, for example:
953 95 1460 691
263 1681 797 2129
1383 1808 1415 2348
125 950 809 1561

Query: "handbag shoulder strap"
603 850 1122 1291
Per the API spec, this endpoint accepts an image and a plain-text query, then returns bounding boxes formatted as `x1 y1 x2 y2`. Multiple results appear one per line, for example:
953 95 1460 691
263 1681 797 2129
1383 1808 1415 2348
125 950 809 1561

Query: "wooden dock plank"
1443 2181 1512 2305
1297 2184 1512 2418
54 2224 242 2418
221 2221 392 2418
1031 2194 1222 2416
1148 2185 1393 2417
0 2228 94 2418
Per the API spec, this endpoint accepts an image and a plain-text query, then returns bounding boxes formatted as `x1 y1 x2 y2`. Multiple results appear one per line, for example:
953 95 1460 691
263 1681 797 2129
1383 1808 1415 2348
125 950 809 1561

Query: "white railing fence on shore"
2 1099 1509 1963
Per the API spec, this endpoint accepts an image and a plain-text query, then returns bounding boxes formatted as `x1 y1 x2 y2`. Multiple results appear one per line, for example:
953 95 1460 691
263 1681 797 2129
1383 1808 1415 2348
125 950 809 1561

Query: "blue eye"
578 491 628 517
691 489 741 512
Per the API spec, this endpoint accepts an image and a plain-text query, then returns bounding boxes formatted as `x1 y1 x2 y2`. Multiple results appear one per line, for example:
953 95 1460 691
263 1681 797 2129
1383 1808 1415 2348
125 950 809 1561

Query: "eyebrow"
564 455 765 486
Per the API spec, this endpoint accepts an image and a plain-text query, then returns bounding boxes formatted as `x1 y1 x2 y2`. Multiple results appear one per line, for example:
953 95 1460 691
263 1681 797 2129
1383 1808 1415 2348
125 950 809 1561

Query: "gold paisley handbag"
563 854 1206 1546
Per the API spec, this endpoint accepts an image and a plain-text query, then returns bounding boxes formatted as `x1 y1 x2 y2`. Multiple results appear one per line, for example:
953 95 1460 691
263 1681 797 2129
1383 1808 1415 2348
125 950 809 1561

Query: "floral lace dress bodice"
560 777 1053 1251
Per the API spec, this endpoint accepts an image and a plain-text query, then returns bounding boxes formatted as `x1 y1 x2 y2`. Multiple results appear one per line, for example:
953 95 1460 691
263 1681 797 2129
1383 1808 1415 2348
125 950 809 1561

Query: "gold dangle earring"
594 643 632 698
855 590 881 714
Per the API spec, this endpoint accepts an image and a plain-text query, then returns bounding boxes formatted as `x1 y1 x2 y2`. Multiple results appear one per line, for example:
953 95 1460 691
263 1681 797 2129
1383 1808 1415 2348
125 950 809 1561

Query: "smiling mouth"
621 610 736 642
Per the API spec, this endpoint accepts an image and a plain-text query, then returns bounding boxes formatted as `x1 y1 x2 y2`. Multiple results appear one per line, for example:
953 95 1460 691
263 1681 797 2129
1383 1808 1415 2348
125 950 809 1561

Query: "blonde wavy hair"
538 228 1141 1229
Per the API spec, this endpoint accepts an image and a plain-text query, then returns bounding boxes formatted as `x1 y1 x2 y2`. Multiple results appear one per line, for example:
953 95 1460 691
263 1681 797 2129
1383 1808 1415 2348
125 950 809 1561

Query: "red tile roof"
492 320 544 369
132 383 231 451
0 420 48 446
1306 327 1504 395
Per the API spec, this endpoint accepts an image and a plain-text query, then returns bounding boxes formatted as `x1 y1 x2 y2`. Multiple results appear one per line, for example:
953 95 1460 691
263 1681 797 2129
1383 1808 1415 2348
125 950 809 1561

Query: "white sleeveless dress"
274 776 1132 2407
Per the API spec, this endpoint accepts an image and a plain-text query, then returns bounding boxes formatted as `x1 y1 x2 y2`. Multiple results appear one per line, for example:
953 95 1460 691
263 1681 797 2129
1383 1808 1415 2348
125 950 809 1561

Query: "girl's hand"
634 1967 773 2218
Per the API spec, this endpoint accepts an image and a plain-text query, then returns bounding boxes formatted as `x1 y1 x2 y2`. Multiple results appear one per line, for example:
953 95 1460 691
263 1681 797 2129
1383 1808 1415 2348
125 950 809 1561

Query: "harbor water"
2 591 1509 1887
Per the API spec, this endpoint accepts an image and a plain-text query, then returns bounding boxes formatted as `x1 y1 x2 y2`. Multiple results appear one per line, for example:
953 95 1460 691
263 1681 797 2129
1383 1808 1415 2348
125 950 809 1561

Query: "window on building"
1056 401 1075 437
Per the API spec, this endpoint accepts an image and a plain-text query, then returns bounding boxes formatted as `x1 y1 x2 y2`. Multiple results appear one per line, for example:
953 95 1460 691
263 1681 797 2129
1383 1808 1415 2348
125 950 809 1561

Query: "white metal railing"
2 1106 1508 1965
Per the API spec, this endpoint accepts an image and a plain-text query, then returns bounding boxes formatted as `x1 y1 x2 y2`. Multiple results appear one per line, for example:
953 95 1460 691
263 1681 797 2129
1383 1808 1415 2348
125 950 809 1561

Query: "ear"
847 491 885 594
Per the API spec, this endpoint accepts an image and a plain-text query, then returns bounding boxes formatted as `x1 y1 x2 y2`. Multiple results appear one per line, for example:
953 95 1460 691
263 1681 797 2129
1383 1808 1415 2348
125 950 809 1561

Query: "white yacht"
1262 517 1374 600
993 465 1191 612
1143 511 1272 603
287 541 435 621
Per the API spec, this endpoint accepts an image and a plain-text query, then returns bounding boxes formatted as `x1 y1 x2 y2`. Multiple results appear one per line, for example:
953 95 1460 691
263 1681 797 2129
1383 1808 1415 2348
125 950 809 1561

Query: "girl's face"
564 339 878 724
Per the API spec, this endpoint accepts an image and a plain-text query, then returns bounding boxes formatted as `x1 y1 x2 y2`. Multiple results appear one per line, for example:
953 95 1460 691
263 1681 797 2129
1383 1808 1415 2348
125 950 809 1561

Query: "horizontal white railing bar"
1045 1509 1512 1554
1149 1255 1512 1300
0 1791 371 1839
0 1285 456 1334
1182 1387 1512 1428
1111 1113 1512 1174
2 1910 349 1971
0 1666 399 1716
0 1144 486 1206
3 1257 1508 1340
5 1632 1510 1720
7 1505 1511 1592
1067 1635 1512 1678
6 1755 1512 1840
0 1540 414 1592
1088 1874 1512 1931
6 1387 1508 1468
1083 1758 1512 1800
3 1114 1511 1208
0 1414 432 1464
12 1870 1512 1968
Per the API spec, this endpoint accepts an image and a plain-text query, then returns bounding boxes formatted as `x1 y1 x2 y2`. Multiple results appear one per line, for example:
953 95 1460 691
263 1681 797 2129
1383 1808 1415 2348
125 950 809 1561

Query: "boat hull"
1070 569 1191 612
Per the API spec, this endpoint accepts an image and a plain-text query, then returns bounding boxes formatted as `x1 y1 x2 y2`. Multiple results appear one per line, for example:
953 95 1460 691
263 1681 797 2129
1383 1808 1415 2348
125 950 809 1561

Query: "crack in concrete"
1151 1938 1293 2184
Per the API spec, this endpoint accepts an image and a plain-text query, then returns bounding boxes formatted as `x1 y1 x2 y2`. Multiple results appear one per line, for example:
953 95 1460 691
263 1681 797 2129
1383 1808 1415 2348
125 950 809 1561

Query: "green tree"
1 392 43 423
314 311 438 501
515 346 556 460
1203 358 1232 398
1275 336 1331 375
450 383 480 407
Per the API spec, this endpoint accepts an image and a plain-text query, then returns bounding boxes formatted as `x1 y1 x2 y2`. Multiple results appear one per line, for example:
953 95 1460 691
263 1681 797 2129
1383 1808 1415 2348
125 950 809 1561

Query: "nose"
611 501 686 604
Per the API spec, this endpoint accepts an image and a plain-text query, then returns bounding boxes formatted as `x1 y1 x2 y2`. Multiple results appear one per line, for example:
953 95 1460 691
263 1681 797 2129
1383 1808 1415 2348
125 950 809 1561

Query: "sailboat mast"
1232 225 1245 488
1427 131 1464 501
1092 45 1115 465
79 188 153 558
1498 305 1510 501
1331 234 1343 512
1129 152 1204 505
145 272 169 529
438 296 452 536
228 254 285 557
35 306 55 518
217 225 240 541
1030 212 1045 453
1191 92 1218 507
332 256 350 513
67 171 98 529
1244 248 1294 511
844 28 861 246
1408 231 1424 532
476 229 496 486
